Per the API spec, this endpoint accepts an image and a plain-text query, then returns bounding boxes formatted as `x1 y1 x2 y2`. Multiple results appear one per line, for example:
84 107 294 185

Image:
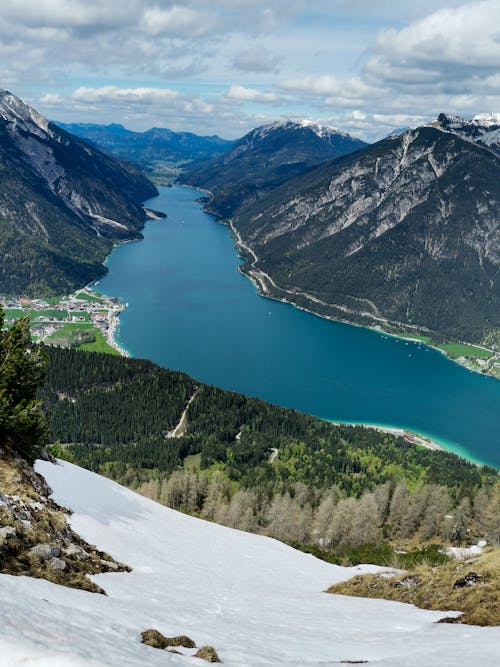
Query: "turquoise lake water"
96 186 500 468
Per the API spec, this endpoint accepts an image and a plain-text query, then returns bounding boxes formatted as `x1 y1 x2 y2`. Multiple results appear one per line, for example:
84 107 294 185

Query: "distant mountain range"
229 116 500 343
0 91 157 296
56 121 235 178
2 93 498 344
178 119 367 217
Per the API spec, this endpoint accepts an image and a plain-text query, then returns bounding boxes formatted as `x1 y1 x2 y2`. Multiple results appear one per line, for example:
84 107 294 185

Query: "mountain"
1 457 498 666
0 91 158 296
431 112 500 155
229 122 500 343
178 119 367 218
56 121 235 172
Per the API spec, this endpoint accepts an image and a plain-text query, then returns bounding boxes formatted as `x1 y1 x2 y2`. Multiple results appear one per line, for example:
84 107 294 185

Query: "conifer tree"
0 307 48 461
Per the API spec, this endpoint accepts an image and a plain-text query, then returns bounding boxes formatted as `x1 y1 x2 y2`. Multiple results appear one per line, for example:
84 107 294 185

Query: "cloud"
232 47 280 73
140 5 211 38
4 1 500 142
365 0 500 92
72 86 179 104
39 92 64 105
279 75 381 107
226 85 280 104
0 0 130 32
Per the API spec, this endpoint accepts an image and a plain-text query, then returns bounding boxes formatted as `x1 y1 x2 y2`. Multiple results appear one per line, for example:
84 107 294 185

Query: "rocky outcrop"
0 451 129 592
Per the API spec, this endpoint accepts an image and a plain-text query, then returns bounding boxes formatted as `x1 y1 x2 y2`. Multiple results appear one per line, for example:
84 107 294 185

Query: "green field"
436 342 493 360
75 291 106 304
4 308 92 323
46 322 118 355
6 308 69 321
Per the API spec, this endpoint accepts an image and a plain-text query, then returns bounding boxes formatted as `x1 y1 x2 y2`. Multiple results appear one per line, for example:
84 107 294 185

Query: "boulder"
194 646 221 663
30 544 60 560
48 557 67 571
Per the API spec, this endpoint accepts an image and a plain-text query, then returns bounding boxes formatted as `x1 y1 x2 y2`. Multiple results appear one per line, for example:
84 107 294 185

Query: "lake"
96 186 500 468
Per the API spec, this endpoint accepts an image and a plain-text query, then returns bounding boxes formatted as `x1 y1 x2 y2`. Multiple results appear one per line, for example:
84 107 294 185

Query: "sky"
0 0 499 140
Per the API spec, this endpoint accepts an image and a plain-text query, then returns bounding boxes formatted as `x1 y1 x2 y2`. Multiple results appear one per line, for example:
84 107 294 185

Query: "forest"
41 347 500 562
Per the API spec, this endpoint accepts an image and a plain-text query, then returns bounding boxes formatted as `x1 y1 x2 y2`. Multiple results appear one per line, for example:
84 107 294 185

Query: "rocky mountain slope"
56 121 234 171
231 121 500 343
179 120 367 217
0 91 158 296
0 452 127 593
431 112 500 155
2 457 499 666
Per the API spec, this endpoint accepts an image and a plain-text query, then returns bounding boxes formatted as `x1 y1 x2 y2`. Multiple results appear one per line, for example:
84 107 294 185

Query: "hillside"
230 123 500 343
42 347 494 494
179 120 367 217
40 347 500 564
56 121 235 183
0 91 158 296
1 457 498 666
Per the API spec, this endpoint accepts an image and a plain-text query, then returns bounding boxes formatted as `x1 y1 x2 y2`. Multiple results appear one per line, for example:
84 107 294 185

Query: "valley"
1 1 500 662
91 185 500 468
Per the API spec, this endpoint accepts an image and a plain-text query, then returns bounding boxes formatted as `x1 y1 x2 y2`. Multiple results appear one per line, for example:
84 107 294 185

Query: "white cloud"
39 92 64 105
364 0 500 96
280 75 381 107
72 86 179 104
140 5 210 38
0 0 130 31
226 85 279 104
3 1 499 141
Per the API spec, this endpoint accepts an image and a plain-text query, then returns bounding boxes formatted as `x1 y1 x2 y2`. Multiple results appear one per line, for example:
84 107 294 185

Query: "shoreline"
104 303 130 357
328 421 496 467
87 202 169 356
79 285 131 358
227 219 499 381
329 421 444 452
87 185 497 469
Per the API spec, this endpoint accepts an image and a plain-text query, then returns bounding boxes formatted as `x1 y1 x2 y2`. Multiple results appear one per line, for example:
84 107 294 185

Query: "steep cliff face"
232 125 500 342
179 120 367 218
0 90 158 295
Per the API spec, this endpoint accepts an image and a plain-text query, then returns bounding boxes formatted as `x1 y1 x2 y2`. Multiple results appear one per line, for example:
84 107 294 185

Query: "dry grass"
1 452 129 593
327 548 500 626
140 629 196 650
194 646 221 663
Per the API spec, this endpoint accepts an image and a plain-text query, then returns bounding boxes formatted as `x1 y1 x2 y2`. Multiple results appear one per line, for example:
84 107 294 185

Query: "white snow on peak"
430 113 500 150
298 118 347 138
472 112 500 126
251 119 348 142
0 460 498 667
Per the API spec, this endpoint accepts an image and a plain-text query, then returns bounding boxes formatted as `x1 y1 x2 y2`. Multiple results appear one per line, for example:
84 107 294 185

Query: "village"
0 287 128 356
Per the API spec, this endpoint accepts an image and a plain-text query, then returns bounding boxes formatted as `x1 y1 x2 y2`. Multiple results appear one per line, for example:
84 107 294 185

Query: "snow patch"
0 460 497 666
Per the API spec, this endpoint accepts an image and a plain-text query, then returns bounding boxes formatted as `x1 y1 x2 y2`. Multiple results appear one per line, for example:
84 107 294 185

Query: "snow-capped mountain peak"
431 112 500 153
472 112 500 126
298 118 348 138
250 118 350 143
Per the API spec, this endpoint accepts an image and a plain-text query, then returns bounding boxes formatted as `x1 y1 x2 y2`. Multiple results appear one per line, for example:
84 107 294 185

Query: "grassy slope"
328 548 500 626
